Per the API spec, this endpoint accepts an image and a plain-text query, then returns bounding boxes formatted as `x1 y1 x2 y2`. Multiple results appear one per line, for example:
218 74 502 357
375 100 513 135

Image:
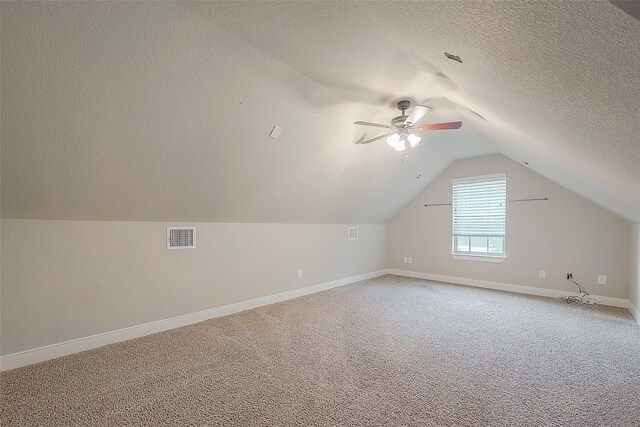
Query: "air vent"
167 227 196 250
348 227 359 240
444 52 463 63
269 125 282 139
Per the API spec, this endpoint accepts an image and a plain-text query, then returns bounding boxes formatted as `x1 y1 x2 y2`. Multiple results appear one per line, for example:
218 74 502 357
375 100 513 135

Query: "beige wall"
1 1 492 226
388 154 631 299
0 220 386 355
631 224 640 311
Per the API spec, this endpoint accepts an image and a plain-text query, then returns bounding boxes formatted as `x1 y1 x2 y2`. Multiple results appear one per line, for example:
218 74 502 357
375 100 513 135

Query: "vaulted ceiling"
2 1 639 223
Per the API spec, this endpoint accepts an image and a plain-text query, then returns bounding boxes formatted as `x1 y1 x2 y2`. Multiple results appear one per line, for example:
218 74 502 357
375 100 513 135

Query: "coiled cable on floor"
563 279 589 304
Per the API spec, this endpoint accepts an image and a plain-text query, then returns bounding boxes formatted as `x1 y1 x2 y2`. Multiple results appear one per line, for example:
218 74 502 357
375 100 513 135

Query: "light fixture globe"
407 133 422 148
394 133 407 151
386 133 400 148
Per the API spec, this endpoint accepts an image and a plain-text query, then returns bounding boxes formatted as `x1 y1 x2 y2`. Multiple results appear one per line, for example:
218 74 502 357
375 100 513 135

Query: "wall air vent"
348 227 359 240
167 227 196 250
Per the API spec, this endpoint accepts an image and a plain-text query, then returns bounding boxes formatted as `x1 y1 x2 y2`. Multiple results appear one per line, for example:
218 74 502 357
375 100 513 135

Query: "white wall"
0 220 386 356
1 1 477 226
388 154 631 299
631 224 640 318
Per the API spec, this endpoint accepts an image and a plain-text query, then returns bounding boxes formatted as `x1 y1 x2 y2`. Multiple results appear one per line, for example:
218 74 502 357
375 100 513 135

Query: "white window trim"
451 172 507 184
451 254 508 263
451 173 507 258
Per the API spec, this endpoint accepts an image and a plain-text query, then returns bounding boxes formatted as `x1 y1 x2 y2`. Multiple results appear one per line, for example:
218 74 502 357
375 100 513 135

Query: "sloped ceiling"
1 1 639 224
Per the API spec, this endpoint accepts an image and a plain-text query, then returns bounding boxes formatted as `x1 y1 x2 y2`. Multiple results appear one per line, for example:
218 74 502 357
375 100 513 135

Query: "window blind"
452 174 506 237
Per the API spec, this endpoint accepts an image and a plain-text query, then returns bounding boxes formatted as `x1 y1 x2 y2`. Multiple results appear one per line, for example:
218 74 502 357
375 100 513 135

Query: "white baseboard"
629 302 640 327
0 269 387 372
387 269 630 308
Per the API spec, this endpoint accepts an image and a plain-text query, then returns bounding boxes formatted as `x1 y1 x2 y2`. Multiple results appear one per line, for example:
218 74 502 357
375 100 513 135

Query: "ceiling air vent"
444 52 463 63
167 227 196 250
348 227 359 240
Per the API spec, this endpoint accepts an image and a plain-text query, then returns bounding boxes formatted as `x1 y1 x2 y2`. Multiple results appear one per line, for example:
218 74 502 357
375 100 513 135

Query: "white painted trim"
0 269 387 372
451 254 507 263
628 302 640 327
387 269 630 308
451 172 506 183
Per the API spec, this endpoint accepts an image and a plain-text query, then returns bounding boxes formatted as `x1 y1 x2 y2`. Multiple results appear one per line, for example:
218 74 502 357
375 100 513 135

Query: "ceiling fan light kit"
355 100 462 150
386 130 422 152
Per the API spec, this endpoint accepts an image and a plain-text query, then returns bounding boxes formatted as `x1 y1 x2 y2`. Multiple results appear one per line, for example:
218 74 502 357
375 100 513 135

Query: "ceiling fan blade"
354 121 390 128
415 121 462 131
356 133 392 145
403 105 429 126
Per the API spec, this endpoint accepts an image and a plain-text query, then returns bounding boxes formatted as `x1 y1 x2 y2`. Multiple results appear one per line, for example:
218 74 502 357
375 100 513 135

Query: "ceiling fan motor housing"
391 115 409 127
396 99 411 112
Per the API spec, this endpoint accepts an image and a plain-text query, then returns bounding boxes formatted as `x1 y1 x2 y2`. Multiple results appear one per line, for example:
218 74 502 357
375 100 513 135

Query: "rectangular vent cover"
167 227 196 250
348 227 359 240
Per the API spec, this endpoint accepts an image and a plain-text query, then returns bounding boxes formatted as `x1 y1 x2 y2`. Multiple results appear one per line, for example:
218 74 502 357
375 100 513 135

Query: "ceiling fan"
354 100 462 151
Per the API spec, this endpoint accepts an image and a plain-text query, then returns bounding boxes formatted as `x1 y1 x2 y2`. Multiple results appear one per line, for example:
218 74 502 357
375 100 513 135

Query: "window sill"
451 254 508 263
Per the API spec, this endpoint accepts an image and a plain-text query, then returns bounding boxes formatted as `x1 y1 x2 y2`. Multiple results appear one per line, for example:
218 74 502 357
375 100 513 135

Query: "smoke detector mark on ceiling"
444 52 463 63
269 125 283 139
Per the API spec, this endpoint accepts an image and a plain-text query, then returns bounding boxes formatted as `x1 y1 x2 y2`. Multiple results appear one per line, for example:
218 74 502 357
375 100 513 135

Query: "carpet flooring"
2 275 640 426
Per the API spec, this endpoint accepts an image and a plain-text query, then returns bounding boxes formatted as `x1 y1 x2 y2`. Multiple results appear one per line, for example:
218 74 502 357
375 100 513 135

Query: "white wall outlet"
538 270 546 279
297 269 303 279
597 275 607 285
407 257 412 263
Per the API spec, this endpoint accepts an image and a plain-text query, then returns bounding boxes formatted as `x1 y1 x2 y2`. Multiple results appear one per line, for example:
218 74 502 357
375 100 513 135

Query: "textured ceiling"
1 1 639 223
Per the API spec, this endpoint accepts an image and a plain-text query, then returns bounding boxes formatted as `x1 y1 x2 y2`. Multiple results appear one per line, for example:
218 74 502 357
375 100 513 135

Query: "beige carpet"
2 275 640 426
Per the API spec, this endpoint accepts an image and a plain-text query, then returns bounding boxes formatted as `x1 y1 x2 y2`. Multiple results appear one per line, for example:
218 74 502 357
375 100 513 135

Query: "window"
452 174 506 257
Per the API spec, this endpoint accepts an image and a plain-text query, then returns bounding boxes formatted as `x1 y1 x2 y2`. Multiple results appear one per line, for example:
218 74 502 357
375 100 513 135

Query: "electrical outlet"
567 273 573 280
407 257 412 264
597 275 607 285
538 270 546 279
297 269 303 279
